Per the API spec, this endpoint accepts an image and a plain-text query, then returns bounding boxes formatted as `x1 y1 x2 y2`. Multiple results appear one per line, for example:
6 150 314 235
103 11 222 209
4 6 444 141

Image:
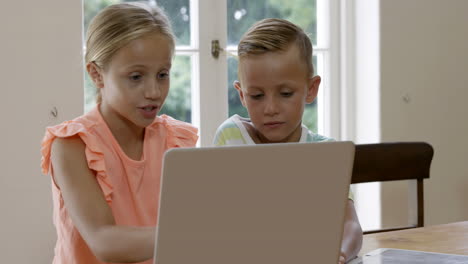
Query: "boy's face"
236 44 320 143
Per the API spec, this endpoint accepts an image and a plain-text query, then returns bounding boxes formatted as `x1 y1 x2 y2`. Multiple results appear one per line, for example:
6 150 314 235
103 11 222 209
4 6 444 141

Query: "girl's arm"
339 200 363 264
51 136 155 263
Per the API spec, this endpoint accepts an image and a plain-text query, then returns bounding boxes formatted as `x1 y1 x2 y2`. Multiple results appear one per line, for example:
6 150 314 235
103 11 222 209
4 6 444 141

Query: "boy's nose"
264 97 280 115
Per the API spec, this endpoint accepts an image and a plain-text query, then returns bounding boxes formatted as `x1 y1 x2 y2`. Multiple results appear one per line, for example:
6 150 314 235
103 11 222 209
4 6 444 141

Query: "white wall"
379 0 468 227
0 1 83 263
2 0 468 262
352 0 382 231
354 0 468 228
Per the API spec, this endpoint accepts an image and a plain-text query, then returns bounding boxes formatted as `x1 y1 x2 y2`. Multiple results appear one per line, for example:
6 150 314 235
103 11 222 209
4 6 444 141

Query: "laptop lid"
154 141 355 264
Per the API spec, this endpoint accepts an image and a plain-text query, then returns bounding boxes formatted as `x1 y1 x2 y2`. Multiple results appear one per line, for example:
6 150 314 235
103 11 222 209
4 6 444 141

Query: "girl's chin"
139 119 156 128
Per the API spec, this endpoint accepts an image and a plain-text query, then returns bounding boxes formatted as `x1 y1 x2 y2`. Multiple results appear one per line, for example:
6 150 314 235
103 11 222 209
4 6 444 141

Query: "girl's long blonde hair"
85 2 175 104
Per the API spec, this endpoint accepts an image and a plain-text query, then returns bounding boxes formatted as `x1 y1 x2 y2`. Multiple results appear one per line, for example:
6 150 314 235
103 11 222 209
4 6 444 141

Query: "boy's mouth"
264 121 285 128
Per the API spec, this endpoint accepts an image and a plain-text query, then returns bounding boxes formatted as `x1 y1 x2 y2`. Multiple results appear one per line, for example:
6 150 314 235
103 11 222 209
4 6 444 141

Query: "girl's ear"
234 81 247 107
86 62 104 89
306 75 321 104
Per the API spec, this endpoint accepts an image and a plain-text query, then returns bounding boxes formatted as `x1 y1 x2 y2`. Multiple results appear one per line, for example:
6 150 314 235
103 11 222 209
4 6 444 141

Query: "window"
83 0 380 232
83 0 339 146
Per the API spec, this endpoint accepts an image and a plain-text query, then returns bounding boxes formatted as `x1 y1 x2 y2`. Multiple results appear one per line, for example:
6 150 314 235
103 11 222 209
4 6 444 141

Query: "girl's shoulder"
41 108 105 175
43 106 102 139
149 115 198 148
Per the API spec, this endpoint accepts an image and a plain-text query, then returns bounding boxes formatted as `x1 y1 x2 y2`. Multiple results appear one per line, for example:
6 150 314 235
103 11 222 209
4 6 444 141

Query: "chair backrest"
351 142 434 234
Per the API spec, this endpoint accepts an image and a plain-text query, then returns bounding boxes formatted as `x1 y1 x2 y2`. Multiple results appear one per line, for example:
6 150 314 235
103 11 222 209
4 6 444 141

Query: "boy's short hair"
237 18 314 77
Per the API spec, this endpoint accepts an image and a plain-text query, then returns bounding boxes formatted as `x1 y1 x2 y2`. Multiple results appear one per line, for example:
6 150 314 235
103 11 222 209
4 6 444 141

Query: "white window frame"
339 0 382 231
178 0 380 232
189 0 342 146
86 0 378 230
318 0 340 139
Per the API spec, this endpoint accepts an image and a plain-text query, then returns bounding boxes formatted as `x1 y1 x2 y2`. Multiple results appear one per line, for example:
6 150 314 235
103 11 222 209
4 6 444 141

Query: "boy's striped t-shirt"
214 114 333 146
213 115 353 200
214 115 332 146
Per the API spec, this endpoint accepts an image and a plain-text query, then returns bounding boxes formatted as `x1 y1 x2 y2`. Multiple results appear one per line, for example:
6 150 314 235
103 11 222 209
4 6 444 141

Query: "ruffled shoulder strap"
40 116 113 202
152 115 198 149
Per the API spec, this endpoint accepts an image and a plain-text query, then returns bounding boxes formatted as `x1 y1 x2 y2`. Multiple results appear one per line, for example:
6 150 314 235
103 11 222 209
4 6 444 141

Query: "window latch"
211 40 223 59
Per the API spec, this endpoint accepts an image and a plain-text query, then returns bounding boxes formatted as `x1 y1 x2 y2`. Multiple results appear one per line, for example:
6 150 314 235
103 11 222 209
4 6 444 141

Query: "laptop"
154 141 355 264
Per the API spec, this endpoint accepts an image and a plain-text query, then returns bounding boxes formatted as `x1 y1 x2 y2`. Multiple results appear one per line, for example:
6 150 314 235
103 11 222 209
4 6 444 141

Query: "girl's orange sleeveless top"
41 106 198 264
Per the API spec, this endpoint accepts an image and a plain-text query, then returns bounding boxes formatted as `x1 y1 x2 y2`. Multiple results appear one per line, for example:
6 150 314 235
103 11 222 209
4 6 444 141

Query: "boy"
214 18 362 264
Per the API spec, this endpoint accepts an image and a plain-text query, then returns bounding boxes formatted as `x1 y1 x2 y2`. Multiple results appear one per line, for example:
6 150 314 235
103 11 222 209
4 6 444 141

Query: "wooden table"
359 221 468 256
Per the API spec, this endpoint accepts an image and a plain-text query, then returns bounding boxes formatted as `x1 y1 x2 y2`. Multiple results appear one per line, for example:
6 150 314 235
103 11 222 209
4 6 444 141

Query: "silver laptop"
154 141 355 264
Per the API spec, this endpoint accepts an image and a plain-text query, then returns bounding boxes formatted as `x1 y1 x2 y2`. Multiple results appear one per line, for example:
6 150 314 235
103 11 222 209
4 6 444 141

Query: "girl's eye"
129 74 142 81
250 94 264 100
281 92 294 97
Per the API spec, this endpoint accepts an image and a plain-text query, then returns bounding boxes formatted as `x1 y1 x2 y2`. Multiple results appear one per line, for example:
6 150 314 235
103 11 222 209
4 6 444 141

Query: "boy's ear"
86 62 104 89
305 75 321 104
234 81 247 107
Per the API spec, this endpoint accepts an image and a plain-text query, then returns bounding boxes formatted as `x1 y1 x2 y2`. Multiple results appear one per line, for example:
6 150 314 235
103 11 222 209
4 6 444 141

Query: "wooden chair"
351 142 434 234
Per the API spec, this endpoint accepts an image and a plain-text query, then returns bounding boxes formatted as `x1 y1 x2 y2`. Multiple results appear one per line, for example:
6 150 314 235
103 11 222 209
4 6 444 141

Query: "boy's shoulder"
214 115 250 146
302 126 335 143
217 115 241 130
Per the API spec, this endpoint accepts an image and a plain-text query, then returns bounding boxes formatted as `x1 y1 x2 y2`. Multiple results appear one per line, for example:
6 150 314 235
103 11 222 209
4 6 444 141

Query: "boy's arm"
51 136 155 263
339 199 363 263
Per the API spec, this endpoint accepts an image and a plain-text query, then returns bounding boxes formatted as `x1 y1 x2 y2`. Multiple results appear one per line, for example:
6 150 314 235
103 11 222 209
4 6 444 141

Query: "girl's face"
90 33 173 129
235 44 320 143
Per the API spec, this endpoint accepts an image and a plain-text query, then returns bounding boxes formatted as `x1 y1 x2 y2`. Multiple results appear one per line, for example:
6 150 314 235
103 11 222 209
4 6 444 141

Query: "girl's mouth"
139 105 158 119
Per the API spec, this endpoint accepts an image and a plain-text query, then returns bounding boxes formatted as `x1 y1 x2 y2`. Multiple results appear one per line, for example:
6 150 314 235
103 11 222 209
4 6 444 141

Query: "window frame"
193 0 342 145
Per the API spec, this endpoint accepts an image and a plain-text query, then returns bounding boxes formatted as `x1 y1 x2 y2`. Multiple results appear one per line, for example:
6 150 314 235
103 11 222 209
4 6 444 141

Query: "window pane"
227 56 248 118
227 0 317 46
302 56 318 133
159 55 192 123
156 0 191 46
84 0 190 46
84 74 97 113
83 0 115 33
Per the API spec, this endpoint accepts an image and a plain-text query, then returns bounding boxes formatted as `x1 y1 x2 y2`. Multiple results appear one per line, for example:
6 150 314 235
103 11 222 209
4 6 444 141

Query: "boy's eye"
158 71 170 79
281 92 294 97
250 94 264 100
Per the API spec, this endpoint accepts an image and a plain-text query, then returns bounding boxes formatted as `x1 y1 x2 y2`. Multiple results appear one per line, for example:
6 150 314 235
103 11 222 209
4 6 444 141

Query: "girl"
41 2 197 263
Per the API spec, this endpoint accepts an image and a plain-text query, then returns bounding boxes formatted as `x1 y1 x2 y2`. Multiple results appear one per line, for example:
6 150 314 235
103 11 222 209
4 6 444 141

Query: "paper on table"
348 248 468 264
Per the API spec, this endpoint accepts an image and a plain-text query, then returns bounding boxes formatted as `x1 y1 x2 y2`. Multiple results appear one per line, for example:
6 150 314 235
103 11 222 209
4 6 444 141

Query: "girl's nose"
145 79 161 100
